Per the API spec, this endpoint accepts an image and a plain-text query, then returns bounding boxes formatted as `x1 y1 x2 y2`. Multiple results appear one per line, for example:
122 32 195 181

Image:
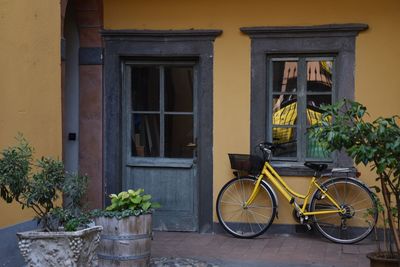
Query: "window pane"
131 114 160 157
165 67 193 112
306 131 331 159
272 127 297 158
306 95 332 126
273 61 298 93
165 115 193 158
306 95 332 159
132 66 160 111
272 95 297 126
307 60 333 93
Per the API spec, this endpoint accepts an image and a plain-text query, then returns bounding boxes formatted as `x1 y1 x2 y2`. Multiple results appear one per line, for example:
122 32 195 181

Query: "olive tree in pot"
0 136 102 267
309 99 400 266
92 189 160 267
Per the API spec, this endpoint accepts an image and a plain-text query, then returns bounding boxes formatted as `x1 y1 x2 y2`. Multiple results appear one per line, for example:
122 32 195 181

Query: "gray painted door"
122 62 198 231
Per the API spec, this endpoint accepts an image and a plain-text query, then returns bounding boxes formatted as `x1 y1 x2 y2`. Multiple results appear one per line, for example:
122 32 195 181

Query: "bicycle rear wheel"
310 177 378 244
216 176 276 238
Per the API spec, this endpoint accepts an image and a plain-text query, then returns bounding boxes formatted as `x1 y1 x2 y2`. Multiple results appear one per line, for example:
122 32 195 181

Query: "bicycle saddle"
304 162 328 172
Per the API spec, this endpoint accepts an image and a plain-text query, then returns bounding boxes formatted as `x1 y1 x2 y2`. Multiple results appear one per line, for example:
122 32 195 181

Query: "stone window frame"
241 24 368 176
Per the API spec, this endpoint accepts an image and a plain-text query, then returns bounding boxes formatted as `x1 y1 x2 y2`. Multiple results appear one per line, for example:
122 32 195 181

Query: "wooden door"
122 62 198 231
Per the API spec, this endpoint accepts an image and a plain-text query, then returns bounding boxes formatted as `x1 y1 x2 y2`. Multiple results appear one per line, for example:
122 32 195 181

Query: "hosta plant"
92 189 160 219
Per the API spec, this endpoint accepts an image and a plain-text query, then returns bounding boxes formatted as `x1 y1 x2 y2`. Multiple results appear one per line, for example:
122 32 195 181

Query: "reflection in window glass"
165 67 193 112
306 95 332 126
306 131 331 159
165 115 193 158
131 114 160 157
271 61 298 159
272 95 297 126
272 127 297 158
273 61 298 93
307 61 333 93
269 58 334 161
132 66 160 111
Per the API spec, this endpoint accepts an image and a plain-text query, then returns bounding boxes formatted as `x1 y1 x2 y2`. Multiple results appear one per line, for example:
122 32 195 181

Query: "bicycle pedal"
305 224 312 231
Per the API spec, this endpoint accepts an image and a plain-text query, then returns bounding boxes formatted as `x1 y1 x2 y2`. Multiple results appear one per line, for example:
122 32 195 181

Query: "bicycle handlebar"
257 142 283 152
257 142 280 161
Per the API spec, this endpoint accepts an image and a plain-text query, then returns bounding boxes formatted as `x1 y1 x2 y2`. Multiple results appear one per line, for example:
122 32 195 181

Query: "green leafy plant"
92 189 160 219
0 135 90 231
309 99 400 258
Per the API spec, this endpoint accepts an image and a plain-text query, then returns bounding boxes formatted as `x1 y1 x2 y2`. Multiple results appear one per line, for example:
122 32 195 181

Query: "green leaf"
142 202 151 211
131 196 142 204
142 194 151 201
151 202 161 209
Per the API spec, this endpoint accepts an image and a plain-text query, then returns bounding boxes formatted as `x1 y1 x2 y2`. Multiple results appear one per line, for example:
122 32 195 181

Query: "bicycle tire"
310 177 378 244
216 176 277 238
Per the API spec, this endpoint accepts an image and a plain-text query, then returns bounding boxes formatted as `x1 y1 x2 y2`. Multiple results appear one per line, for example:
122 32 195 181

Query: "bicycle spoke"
220 200 243 206
224 188 243 204
245 210 254 234
248 205 272 209
246 208 271 219
311 179 377 244
248 209 264 233
217 177 276 238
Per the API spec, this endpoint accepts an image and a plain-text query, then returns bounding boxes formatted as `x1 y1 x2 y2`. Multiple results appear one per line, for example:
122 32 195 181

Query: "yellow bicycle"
216 142 378 244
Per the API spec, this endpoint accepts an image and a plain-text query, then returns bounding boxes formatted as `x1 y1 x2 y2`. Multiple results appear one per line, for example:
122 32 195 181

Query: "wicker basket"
228 154 263 174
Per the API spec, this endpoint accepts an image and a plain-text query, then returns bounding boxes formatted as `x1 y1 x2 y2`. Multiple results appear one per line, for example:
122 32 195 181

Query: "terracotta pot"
367 252 400 267
17 226 103 267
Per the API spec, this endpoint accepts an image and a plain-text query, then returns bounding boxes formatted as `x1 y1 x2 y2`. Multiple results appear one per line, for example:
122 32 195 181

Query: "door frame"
102 29 222 232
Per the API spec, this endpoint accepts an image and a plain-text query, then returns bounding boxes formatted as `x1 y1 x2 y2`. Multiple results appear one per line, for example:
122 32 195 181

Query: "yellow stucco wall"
0 0 61 228
103 0 400 225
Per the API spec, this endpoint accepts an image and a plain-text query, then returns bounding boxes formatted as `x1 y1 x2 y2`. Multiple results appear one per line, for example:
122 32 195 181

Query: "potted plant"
0 135 102 267
92 189 160 267
309 99 400 266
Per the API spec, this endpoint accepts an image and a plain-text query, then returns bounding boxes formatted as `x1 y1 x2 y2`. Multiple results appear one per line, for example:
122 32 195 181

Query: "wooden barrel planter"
367 252 400 267
94 214 152 267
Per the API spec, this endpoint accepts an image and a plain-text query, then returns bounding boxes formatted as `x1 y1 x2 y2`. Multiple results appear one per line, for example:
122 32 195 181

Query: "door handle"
186 142 197 148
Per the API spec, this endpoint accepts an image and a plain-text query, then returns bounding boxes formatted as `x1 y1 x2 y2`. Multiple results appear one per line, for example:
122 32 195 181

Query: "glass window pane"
272 126 296 145
306 95 332 126
165 67 193 112
272 95 297 126
273 61 298 93
165 115 193 158
272 127 297 158
131 114 160 157
307 60 333 93
306 130 331 160
132 66 160 111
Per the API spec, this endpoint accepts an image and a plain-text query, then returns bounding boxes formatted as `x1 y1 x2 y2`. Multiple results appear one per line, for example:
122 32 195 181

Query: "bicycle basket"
228 154 263 174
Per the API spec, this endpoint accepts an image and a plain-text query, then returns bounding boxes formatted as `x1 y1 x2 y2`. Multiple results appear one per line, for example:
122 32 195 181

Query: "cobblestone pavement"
151 231 376 267
151 257 219 267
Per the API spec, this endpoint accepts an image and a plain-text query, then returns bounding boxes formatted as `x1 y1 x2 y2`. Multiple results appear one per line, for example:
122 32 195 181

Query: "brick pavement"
151 231 376 267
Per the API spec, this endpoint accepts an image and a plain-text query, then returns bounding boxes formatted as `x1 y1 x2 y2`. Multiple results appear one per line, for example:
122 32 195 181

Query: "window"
241 24 368 175
129 63 195 159
268 56 334 162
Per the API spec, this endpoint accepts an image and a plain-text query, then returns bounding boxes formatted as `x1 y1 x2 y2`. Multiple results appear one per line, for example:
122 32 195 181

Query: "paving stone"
151 231 376 267
151 257 219 267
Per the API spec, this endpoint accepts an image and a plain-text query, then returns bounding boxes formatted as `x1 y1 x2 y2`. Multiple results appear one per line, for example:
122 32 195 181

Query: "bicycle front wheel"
310 177 378 244
216 177 276 238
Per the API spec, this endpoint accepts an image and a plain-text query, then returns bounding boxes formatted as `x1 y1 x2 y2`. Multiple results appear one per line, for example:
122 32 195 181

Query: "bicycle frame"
245 161 345 216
